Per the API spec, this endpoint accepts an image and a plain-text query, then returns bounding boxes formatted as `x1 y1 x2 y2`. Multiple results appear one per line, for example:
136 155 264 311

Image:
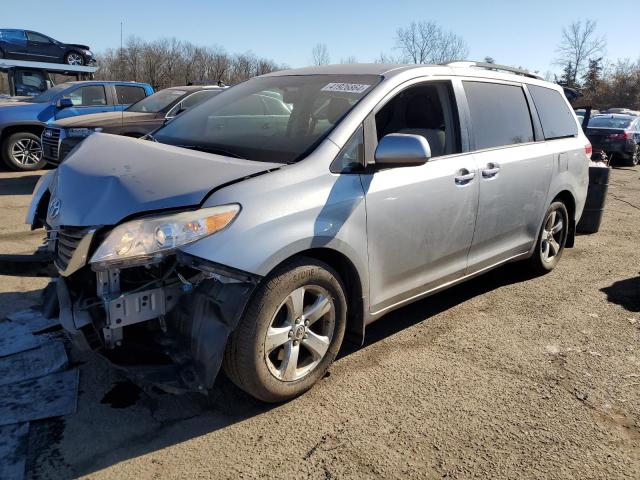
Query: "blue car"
0 80 153 170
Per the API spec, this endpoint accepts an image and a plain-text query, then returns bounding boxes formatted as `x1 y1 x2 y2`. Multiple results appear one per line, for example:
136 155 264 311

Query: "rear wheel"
1 132 46 171
64 51 84 66
223 257 347 403
627 145 640 166
528 201 569 275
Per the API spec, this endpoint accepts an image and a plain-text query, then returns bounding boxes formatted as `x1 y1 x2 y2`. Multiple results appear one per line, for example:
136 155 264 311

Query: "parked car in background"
585 114 640 166
23 62 589 403
0 29 95 66
42 85 226 165
0 80 153 170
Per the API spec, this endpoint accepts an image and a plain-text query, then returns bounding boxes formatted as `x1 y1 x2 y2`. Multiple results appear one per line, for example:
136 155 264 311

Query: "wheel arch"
552 189 576 248
0 123 46 144
263 247 366 346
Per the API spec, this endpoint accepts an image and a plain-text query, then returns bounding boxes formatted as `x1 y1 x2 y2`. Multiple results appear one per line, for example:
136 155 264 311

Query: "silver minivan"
25 62 590 402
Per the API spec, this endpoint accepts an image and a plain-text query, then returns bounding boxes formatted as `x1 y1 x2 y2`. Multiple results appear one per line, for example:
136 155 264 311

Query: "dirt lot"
1 166 639 480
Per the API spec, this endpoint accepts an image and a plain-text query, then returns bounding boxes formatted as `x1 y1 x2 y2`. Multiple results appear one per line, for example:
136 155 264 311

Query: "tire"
223 257 347 403
528 201 569 275
624 145 639 167
64 51 84 66
1 132 46 171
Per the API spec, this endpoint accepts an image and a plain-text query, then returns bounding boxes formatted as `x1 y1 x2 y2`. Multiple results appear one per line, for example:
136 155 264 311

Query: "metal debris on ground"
0 309 78 480
7 308 60 333
0 341 68 387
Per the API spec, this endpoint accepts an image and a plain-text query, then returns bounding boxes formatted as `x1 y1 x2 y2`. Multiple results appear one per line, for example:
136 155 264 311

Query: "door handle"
454 169 476 185
482 163 501 178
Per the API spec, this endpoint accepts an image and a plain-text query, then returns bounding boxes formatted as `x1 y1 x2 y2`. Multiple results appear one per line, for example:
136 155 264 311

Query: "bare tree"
556 19 606 84
395 21 468 64
311 43 330 66
340 56 358 64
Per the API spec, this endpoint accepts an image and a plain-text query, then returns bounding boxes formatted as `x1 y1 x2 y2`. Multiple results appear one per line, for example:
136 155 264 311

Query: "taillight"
585 142 592 156
608 132 632 140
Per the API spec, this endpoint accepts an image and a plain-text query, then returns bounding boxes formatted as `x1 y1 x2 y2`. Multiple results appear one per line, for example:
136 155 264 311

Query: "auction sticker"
321 83 371 94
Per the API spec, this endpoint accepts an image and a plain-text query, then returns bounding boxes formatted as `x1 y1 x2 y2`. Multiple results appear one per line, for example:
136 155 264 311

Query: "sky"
2 0 637 76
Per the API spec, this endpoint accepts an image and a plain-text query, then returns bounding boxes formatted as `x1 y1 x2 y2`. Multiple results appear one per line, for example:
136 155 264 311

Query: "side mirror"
56 98 73 109
374 133 431 167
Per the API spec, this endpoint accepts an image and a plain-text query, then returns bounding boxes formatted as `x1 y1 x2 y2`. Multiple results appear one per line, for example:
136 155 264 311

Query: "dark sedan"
585 114 640 166
42 85 225 165
0 29 95 66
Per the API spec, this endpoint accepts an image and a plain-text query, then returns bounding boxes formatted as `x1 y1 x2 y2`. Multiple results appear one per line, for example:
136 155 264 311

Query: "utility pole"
119 22 123 79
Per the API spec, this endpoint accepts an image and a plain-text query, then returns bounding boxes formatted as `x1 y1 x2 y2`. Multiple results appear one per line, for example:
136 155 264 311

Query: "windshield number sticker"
321 83 371 94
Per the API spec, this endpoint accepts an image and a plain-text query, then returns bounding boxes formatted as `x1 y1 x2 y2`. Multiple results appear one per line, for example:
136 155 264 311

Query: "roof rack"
444 61 543 80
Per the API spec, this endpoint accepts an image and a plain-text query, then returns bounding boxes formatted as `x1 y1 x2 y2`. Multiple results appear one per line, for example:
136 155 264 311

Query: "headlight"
90 204 240 266
68 127 102 138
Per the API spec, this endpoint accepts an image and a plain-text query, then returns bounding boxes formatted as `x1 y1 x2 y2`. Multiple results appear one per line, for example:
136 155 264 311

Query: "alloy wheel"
66 53 84 65
11 138 42 166
264 285 335 382
540 209 565 263
633 145 639 166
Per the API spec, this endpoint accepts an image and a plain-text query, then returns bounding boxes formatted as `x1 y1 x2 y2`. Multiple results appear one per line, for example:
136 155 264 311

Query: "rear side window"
115 85 147 105
463 81 534 150
1 30 26 41
528 85 578 140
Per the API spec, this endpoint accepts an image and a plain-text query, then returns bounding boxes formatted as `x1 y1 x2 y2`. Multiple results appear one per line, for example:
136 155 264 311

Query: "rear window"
528 85 578 140
587 116 634 129
115 85 147 105
463 81 534 150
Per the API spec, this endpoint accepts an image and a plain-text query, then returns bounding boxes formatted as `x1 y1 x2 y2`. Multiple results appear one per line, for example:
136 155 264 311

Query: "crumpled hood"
52 133 283 226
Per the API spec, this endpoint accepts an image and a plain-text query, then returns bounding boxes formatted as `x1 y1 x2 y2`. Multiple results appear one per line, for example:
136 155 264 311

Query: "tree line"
95 37 288 89
95 21 640 110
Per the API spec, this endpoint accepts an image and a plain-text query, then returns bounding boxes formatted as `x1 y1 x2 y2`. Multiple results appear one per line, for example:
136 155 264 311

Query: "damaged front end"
55 226 259 394
21 173 261 394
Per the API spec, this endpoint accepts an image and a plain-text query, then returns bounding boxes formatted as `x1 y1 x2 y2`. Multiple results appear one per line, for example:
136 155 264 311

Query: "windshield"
127 89 186 113
154 74 382 163
588 116 634 129
26 83 72 103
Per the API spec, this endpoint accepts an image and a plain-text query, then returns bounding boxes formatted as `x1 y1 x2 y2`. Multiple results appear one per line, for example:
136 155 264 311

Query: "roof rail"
445 61 544 80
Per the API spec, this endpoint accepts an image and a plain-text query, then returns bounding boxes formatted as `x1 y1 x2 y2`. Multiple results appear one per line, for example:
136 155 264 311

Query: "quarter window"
115 85 147 105
331 126 364 173
528 85 578 140
463 81 534 150
63 85 107 106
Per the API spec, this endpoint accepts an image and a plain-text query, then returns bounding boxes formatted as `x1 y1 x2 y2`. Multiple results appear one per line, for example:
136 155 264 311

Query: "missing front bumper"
57 253 260 393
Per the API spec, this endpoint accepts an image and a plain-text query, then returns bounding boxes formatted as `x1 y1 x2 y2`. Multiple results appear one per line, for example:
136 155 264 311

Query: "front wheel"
64 51 84 66
528 201 569 275
1 132 46 171
223 257 347 402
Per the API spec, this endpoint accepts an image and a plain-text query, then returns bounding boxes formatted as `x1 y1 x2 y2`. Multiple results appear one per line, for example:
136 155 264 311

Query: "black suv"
0 29 95 66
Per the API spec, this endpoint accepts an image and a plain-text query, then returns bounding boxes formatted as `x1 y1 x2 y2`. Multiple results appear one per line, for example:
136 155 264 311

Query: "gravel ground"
0 165 638 479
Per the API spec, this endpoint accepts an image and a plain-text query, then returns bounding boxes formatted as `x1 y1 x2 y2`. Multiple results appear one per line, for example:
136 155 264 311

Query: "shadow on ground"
21 261 537 477
0 174 41 196
601 275 640 312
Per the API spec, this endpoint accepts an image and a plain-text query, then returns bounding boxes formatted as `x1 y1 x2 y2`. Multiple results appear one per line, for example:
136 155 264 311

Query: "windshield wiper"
175 144 246 159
